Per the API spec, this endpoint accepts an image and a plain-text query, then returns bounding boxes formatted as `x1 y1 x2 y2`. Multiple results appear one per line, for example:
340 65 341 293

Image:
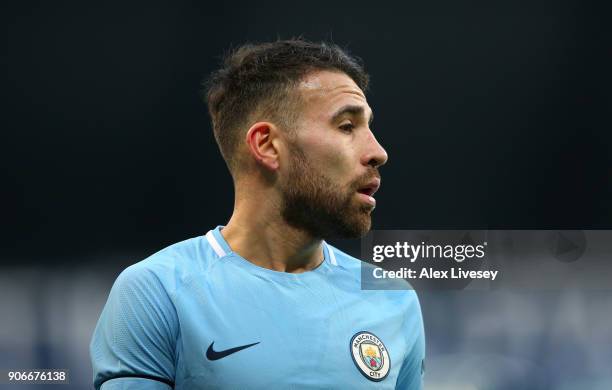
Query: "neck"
220 187 324 273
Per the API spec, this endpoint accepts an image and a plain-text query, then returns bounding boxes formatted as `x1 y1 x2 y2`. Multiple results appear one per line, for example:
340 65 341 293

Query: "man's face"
279 70 388 239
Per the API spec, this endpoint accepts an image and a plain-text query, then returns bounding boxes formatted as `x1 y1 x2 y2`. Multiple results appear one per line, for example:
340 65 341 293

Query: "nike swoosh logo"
206 341 260 361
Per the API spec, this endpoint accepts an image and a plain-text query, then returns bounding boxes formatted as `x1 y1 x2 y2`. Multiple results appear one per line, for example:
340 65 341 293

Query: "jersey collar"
205 225 337 267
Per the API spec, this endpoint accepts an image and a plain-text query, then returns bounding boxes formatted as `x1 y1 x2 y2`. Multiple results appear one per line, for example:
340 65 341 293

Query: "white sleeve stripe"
205 230 227 258
325 242 338 266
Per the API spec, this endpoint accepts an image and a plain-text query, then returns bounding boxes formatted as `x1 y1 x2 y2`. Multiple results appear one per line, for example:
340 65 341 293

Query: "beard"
280 143 377 239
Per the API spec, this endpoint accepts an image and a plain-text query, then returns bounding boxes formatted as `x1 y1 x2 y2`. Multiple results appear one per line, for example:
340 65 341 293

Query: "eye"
339 123 355 133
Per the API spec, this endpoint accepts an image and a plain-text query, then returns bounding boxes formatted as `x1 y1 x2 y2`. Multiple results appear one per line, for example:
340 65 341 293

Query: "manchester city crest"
350 331 390 381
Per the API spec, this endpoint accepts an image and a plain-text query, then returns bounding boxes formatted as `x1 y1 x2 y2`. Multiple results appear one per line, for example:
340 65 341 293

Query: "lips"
356 178 381 197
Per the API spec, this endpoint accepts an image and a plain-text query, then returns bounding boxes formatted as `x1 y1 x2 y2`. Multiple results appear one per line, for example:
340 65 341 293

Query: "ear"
245 122 280 171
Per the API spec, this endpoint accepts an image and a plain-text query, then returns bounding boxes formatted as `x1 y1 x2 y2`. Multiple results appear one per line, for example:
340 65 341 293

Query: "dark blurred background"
1 1 611 389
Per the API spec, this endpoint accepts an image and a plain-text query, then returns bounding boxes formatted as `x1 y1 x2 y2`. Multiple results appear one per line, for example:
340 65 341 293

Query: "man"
90 39 425 389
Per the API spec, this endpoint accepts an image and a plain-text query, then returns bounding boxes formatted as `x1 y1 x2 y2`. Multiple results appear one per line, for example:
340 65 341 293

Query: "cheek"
313 145 355 183
298 128 357 181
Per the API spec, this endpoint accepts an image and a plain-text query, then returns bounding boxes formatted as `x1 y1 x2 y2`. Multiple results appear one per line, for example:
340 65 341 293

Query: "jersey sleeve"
90 264 179 390
395 291 426 390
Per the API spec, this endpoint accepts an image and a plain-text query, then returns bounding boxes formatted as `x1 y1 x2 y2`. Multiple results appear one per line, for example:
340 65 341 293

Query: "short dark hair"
204 38 369 174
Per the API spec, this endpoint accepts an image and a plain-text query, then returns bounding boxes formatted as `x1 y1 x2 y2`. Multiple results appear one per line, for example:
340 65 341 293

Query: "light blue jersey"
90 226 425 389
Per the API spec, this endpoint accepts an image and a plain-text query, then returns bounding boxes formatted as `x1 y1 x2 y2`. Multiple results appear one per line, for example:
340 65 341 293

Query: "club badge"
350 331 390 381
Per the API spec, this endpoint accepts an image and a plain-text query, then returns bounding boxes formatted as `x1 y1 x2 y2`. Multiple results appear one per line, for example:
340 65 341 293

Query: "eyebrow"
330 104 374 126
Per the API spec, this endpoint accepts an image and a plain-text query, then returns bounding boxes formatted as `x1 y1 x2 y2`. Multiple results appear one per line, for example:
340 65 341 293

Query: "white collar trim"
324 241 338 266
206 229 338 266
205 230 227 258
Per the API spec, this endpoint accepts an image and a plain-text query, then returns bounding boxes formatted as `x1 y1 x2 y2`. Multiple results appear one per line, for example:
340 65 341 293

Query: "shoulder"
326 242 418 294
114 235 212 297
327 244 423 340
326 243 422 320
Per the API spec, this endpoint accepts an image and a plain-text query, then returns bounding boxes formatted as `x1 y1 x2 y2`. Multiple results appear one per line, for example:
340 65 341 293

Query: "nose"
361 130 388 168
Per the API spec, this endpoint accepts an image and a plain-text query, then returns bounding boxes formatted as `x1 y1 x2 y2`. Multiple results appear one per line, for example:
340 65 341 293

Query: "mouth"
356 178 381 197
356 178 381 207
